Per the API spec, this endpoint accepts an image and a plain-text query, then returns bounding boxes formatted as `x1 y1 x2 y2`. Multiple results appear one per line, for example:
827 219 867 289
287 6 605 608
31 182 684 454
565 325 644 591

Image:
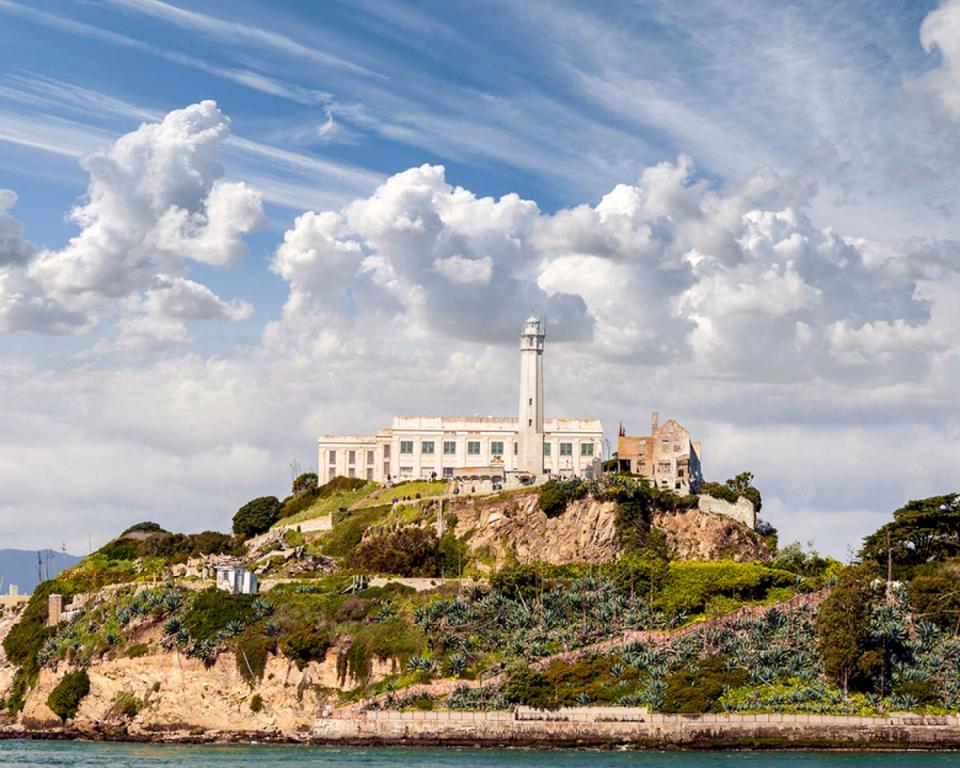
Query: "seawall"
7 709 960 750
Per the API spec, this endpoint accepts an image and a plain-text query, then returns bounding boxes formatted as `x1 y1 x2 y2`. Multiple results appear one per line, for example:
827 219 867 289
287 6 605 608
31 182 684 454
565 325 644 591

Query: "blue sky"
1 0 959 558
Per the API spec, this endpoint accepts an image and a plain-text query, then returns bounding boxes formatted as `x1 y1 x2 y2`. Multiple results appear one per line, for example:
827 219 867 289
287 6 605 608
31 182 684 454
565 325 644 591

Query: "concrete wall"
698 493 756 529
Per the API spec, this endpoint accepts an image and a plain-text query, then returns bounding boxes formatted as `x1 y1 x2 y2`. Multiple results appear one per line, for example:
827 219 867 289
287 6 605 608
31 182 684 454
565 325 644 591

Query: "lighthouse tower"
517 316 545 475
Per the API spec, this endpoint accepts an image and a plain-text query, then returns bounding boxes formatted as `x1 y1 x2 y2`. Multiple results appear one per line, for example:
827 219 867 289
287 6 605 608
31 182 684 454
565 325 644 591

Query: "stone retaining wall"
310 709 960 749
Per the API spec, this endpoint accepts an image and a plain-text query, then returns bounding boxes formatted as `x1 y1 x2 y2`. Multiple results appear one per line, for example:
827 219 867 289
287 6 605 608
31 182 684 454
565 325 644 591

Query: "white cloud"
433 254 493 285
914 0 960 122
0 190 34 266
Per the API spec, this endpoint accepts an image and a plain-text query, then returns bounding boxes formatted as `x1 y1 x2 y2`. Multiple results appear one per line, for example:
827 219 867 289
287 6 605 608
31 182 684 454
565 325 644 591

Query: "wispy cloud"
0 1 331 105
104 0 383 79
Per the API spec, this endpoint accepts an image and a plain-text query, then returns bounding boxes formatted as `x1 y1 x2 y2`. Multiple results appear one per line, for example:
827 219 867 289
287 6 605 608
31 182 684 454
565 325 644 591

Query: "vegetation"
181 588 256 642
115 690 143 718
700 470 763 513
250 693 264 713
357 480 448 508
233 496 282 538
656 561 796 618
321 504 392 557
98 525 239 563
349 527 442 576
46 670 90 721
537 478 587 518
279 476 374 523
279 623 330 670
661 655 748 713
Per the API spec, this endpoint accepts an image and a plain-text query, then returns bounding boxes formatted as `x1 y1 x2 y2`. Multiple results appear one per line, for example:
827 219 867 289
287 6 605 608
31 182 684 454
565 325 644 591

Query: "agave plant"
252 597 274 619
446 653 467 677
163 617 182 636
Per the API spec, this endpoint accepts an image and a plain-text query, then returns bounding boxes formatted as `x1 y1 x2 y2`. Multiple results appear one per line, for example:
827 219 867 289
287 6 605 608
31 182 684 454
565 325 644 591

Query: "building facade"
617 411 703 493
318 318 603 484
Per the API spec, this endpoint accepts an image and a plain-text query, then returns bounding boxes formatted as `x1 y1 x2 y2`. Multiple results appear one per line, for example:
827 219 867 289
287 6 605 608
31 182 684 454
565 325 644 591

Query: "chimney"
47 594 63 627
651 410 659 433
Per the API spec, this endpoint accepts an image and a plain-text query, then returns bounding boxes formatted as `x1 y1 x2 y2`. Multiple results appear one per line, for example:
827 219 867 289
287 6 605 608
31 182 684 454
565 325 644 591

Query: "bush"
233 496 282 538
126 643 149 658
47 669 91 722
661 656 747 713
322 504 391 557
236 630 276 685
115 690 143 718
501 665 558 710
279 623 330 670
538 479 586 518
182 588 255 642
909 574 960 631
3 580 59 714
348 527 440 576
292 472 318 496
250 693 264 712
657 561 796 617
99 528 240 564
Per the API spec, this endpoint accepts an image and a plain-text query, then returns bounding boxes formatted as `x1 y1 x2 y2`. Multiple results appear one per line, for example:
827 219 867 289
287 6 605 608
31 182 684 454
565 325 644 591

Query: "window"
581 443 594 456
490 441 504 455
528 398 532 405
366 468 374 480
367 450 374 464
328 450 336 464
560 442 573 456
384 462 390 477
422 441 435 454
400 440 414 454
513 442 518 455
467 441 481 455
543 442 551 456
443 467 454 478
383 445 391 458
443 441 456 455
528 419 532 427
348 468 356 478
348 450 356 464
678 468 685 477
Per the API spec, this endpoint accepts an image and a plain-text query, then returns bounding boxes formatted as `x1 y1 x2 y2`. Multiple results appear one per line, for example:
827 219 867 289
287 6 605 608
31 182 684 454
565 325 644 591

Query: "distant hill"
0 549 82 595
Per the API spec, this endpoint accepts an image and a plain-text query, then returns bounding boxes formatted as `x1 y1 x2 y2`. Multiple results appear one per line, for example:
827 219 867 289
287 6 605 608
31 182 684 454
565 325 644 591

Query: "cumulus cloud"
0 190 35 267
269 157 956 384
0 101 263 341
913 0 960 122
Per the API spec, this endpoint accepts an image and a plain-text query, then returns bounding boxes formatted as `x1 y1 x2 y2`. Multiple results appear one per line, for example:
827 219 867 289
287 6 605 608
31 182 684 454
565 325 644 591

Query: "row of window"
398 440 594 457
328 449 376 465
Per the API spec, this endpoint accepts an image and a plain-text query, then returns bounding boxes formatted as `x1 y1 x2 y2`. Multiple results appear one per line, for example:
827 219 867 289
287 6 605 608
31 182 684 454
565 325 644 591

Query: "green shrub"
99 528 239 564
909 574 960 630
47 669 91 722
322 504 391 557
126 643 149 658
250 693 264 712
292 472 319 496
233 496 282 538
182 588 255 642
115 690 143 718
236 629 276 685
656 561 796 617
348 527 440 576
538 479 586 518
3 580 59 714
661 656 747 713
501 665 558 710
279 623 330 670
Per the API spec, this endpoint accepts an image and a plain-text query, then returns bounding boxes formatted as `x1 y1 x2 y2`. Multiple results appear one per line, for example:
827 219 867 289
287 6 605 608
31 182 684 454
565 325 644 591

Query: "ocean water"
1 742 959 767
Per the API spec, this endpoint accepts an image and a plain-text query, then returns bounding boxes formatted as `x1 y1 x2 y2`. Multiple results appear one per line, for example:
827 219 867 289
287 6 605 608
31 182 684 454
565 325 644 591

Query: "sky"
0 0 959 559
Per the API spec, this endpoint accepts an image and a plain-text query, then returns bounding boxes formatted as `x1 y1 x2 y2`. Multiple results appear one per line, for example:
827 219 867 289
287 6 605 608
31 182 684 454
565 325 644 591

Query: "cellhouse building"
317 317 604 485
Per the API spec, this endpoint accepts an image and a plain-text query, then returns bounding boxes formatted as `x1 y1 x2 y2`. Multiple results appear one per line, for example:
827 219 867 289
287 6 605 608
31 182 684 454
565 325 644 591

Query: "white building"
215 564 258 595
318 318 604 484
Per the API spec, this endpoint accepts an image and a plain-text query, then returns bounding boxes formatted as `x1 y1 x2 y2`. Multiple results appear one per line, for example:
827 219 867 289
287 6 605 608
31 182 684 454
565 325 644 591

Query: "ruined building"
617 412 703 494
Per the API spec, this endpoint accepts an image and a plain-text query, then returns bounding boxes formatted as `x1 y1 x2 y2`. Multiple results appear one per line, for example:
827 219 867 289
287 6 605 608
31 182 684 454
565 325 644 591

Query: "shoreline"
6 711 960 752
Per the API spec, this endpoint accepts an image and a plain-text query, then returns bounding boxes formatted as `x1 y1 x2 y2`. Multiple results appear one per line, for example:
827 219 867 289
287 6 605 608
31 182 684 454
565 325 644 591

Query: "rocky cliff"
452 491 772 568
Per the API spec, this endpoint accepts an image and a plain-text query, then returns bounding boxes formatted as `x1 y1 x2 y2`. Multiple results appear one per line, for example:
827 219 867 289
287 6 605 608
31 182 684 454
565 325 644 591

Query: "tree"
292 472 318 496
726 471 762 512
47 669 90 722
232 496 282 538
815 567 879 696
861 494 960 578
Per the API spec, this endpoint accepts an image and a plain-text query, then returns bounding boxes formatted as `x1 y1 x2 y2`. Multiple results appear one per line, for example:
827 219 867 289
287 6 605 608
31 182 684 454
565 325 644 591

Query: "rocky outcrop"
653 506 774 562
10 644 395 738
697 494 756 529
453 493 619 568
453 492 771 568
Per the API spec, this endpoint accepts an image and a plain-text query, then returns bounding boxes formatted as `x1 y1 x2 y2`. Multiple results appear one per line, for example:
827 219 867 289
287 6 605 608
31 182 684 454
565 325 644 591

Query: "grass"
355 480 449 508
276 482 377 526
321 504 394 557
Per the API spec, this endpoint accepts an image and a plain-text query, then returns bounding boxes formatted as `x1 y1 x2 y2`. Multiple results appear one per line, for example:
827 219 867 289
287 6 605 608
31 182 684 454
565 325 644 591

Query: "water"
1 742 958 768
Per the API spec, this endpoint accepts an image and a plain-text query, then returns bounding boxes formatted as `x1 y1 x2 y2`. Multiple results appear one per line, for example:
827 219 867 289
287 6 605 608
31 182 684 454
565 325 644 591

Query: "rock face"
453 493 619 568
7 644 395 738
453 492 770 568
697 494 757 529
653 507 773 562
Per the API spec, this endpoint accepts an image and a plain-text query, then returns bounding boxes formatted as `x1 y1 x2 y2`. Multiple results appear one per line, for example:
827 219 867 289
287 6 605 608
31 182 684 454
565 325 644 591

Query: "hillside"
1 476 957 743
0 550 81 594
